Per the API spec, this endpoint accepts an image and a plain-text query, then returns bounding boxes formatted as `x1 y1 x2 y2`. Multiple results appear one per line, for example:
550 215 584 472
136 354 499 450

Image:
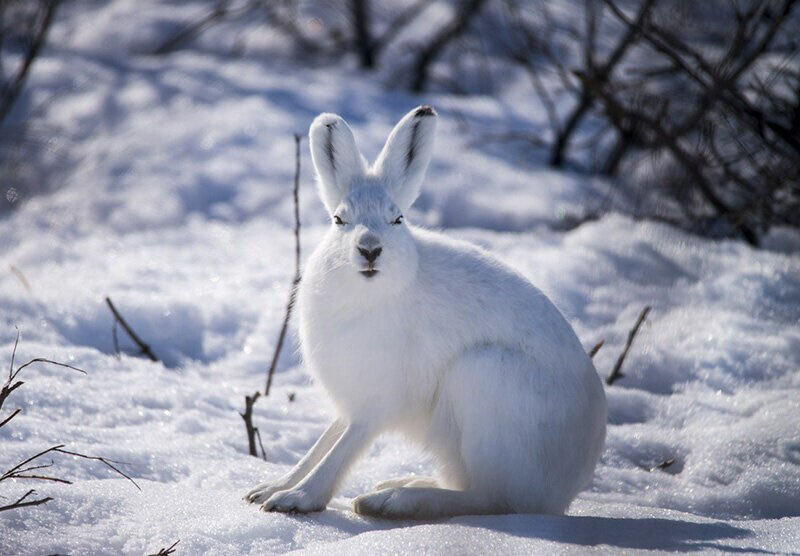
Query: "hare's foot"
261 488 327 514
244 482 289 504
354 487 496 519
373 476 438 491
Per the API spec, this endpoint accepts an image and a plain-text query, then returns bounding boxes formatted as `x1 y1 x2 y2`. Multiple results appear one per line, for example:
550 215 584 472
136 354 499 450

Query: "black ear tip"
414 105 436 117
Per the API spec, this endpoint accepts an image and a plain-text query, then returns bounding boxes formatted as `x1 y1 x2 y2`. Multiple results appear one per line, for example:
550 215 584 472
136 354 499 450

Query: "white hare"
245 106 606 519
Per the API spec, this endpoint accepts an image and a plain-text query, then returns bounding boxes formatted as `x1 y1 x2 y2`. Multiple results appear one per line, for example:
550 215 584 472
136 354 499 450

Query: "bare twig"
112 320 120 357
0 380 23 413
262 1 330 54
0 1 61 125
9 327 19 381
650 457 676 472
11 474 71 484
602 0 800 155
410 0 488 92
550 0 657 166
606 306 651 385
371 0 432 57
152 1 234 55
513 56 561 140
0 333 139 514
255 426 267 461
264 133 303 397
0 489 52 513
147 540 180 556
105 297 159 362
3 445 68 481
2 329 85 414
52 447 141 491
9 265 31 293
588 339 605 359
350 0 374 68
0 408 21 429
577 70 760 245
240 133 303 459
12 358 87 378
0 444 140 491
239 391 261 458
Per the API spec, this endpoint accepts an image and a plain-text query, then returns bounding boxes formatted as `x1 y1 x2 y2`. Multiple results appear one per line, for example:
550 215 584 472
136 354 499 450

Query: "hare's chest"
298 301 437 417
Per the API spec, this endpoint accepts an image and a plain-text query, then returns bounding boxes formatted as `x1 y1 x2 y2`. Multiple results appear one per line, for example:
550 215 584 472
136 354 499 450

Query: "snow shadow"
453 514 759 553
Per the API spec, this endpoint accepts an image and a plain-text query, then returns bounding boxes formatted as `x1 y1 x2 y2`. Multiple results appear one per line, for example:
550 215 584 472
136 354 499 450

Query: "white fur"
245 106 607 519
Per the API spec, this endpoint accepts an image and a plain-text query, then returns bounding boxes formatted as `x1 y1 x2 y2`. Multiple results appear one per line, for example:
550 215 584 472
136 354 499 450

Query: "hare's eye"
392 215 404 225
333 215 346 225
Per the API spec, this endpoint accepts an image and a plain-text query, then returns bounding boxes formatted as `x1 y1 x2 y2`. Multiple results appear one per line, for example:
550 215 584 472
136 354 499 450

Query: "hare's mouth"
360 269 379 278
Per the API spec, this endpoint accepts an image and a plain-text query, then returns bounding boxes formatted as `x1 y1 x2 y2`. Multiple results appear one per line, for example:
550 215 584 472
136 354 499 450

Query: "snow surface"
1 2 799 554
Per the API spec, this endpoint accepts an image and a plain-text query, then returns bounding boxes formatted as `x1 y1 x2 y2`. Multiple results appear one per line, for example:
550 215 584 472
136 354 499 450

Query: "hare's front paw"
244 482 285 504
261 488 326 514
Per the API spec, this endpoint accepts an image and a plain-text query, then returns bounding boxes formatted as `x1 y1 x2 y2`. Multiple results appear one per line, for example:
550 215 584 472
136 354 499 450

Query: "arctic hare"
245 106 606 519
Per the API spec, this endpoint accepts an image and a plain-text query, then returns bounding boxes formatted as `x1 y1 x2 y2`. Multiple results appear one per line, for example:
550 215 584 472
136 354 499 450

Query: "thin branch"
12 358 86 380
1 443 140 493
410 0 488 92
0 378 22 409
603 0 800 155
112 319 120 358
241 133 303 459
105 297 159 362
606 306 651 385
236 134 306 459
577 70 760 245
0 489 52 513
1 445 65 481
152 1 233 55
9 327 19 381
2 330 85 414
350 0 374 68
550 0 657 166
514 56 561 139
53 448 141 491
9 461 56 475
0 335 139 514
260 1 328 54
255 426 267 461
265 133 303 397
0 408 20 429
239 391 261 458
650 457 676 472
147 540 180 556
0 381 23 414
11 474 72 484
371 0 432 56
0 0 61 125
588 339 605 359
468 129 549 148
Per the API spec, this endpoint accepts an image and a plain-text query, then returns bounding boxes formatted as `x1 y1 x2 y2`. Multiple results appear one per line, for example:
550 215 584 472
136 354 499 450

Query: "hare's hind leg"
373 476 439 491
354 487 504 519
432 345 583 515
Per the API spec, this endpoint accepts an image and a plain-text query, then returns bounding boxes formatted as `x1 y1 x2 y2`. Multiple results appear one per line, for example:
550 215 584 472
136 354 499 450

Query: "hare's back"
412 228 591 372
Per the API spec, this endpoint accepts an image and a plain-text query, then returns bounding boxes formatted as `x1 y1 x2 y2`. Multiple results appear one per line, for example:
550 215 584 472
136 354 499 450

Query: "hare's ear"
372 105 437 211
309 113 366 213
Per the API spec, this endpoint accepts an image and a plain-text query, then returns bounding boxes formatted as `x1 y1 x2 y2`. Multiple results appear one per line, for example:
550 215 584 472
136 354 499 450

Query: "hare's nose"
358 246 382 264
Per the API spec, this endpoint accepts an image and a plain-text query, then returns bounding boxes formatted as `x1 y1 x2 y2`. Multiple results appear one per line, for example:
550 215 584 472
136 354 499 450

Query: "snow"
1 1 799 553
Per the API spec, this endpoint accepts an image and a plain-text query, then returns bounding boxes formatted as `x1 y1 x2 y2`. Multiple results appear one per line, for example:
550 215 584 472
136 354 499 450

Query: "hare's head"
309 106 436 290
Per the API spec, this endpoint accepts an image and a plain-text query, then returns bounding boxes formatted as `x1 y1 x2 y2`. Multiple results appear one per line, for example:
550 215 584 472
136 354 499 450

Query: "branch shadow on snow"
452 513 761 553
